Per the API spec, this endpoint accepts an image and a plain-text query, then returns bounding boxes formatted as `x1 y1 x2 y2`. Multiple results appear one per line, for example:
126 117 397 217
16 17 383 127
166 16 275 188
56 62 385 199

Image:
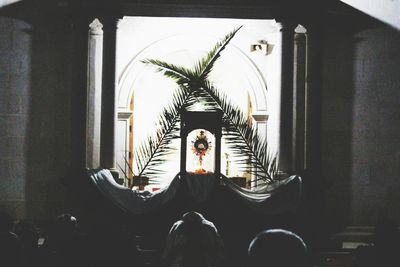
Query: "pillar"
100 16 120 178
86 19 103 169
293 29 307 173
70 17 93 173
304 23 323 175
275 21 297 175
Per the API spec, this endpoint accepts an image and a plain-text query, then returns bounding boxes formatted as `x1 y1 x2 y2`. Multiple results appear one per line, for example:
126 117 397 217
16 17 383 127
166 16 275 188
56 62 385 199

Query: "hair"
180 212 207 267
247 229 308 267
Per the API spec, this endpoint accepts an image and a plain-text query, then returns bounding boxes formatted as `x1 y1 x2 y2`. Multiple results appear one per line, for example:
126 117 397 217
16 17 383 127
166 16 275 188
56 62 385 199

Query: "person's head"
14 220 39 249
52 213 78 239
247 229 307 267
170 211 220 267
182 211 203 223
0 211 14 233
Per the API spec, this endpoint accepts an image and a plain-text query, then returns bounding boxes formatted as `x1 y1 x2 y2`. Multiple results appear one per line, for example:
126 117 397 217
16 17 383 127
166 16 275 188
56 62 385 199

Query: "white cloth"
87 169 180 214
88 169 302 215
221 174 302 214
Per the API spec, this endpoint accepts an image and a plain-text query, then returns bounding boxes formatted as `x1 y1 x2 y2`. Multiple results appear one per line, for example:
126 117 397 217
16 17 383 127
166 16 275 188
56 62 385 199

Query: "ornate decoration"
191 130 212 174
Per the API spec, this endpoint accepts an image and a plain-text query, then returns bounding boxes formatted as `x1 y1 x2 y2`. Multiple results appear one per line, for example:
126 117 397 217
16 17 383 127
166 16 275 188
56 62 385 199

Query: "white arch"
116 33 271 184
117 34 268 116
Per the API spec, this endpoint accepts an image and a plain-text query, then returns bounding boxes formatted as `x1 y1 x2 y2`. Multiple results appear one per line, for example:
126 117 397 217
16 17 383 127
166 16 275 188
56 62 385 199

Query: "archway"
116 17 274 189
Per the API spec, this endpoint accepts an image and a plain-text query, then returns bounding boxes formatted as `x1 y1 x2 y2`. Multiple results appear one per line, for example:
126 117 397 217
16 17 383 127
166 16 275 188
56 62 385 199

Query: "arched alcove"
116 17 277 188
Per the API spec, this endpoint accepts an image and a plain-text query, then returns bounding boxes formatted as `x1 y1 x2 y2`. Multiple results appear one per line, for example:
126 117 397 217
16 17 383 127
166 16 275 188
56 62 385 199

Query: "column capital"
89 18 103 36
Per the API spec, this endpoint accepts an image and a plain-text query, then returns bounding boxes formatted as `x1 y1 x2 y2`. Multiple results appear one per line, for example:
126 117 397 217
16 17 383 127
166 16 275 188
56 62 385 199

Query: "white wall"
116 17 283 186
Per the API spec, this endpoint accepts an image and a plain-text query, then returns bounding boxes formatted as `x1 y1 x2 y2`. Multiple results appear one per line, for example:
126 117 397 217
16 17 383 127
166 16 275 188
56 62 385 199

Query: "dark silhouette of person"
14 220 40 267
247 229 308 267
0 211 22 267
42 213 87 267
162 211 225 267
354 218 400 267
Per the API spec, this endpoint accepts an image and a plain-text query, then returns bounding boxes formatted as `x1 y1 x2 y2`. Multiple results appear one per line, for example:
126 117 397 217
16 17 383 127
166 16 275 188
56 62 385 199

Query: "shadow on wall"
25 5 90 221
348 24 400 224
0 2 85 222
321 22 357 233
321 16 400 230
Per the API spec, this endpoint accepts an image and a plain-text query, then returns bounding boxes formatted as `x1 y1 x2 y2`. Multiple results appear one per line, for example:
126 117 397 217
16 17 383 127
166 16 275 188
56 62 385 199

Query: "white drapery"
88 169 302 215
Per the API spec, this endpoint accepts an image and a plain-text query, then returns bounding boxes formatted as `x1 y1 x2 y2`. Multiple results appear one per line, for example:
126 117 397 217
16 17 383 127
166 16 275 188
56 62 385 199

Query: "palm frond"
133 86 195 179
194 26 242 79
199 81 277 182
141 59 194 86
137 27 277 183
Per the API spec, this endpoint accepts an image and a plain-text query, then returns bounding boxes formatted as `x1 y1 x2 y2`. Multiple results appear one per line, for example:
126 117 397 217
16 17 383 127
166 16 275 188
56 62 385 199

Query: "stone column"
275 21 297 175
86 19 103 169
293 29 307 173
69 17 93 173
100 16 120 178
303 23 323 175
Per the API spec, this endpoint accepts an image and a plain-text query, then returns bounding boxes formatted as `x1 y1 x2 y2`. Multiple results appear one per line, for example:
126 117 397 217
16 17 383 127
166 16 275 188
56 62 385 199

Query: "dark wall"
0 16 33 219
321 24 400 229
1 2 400 231
0 7 87 221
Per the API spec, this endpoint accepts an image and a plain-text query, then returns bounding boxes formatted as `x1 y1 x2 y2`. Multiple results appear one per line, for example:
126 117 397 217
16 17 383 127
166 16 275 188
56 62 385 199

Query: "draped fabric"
221 174 302 214
87 169 302 215
87 169 180 214
185 173 216 203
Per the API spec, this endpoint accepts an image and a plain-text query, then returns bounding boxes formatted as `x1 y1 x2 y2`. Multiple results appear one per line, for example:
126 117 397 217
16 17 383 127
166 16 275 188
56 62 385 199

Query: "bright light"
117 17 277 188
341 0 400 30
0 0 22 9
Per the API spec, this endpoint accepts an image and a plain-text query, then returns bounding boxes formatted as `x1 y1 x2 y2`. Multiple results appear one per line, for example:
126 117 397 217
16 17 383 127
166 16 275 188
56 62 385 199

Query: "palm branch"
134 30 241 178
194 26 242 79
137 26 277 183
140 59 195 87
133 86 196 179
200 80 278 182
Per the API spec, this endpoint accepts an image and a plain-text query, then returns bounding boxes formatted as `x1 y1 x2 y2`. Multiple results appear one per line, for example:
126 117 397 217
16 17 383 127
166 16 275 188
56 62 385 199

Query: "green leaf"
136 26 277 184
133 86 195 180
195 26 242 80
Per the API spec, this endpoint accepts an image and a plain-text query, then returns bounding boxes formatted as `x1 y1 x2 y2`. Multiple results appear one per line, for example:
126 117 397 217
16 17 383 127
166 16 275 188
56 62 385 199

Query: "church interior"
1 0 400 266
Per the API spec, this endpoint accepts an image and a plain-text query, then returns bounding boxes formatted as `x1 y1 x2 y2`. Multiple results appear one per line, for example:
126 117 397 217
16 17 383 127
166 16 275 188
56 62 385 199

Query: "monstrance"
180 110 222 176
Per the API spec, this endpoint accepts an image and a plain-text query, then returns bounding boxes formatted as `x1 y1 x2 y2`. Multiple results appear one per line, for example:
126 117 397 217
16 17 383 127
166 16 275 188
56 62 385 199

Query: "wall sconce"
250 40 274 55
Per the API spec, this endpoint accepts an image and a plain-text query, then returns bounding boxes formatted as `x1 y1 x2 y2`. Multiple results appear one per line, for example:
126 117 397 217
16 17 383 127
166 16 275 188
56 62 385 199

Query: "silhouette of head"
0 211 14 233
247 229 307 267
14 220 39 249
164 211 223 267
53 213 77 240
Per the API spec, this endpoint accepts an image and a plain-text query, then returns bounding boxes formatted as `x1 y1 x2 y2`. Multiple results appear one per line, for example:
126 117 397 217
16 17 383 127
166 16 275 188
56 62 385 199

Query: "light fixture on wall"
250 40 274 55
